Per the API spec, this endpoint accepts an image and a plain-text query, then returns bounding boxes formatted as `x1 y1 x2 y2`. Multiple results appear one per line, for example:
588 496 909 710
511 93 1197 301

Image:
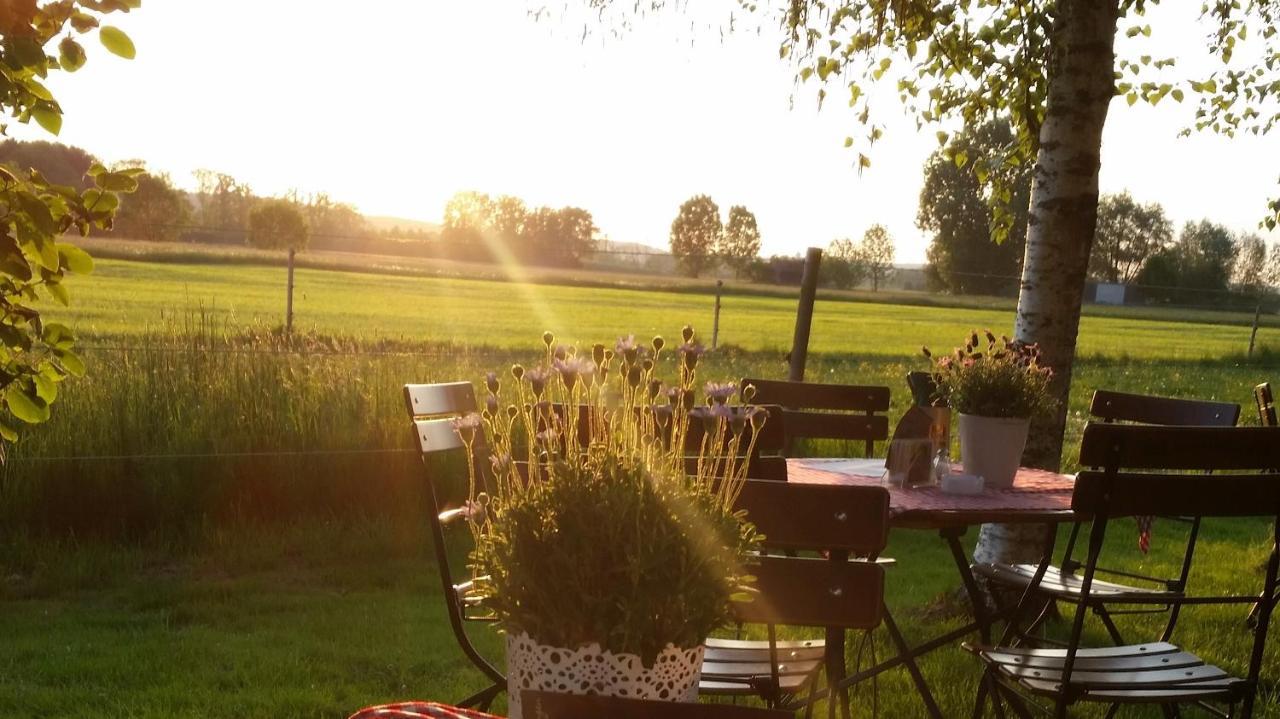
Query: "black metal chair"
701 481 941 719
974 389 1240 647
968 422 1280 719
522 690 790 718
404 381 504 710
741 378 891 458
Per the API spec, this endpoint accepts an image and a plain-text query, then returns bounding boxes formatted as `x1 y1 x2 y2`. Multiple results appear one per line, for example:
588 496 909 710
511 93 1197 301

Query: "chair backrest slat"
1089 389 1239 427
734 480 889 554
522 690 791 718
732 555 884 630
782 410 889 442
412 418 468 454
1074 424 1280 517
744 378 890 412
404 381 476 418
1077 424 1280 471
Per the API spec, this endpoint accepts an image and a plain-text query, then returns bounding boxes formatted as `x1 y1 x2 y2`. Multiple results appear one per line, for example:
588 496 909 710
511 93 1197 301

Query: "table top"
348 702 501 719
788 458 1077 529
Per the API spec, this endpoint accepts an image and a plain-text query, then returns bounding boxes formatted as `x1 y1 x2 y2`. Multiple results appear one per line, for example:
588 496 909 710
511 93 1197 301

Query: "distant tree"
1232 233 1268 295
524 206 597 267
0 139 98 189
441 190 494 261
1137 220 1238 304
192 169 254 239
248 199 309 252
670 195 722 277
1266 242 1280 292
110 162 190 243
487 195 528 260
919 122 1030 295
718 206 761 278
859 224 895 292
821 237 868 289
1087 192 1173 284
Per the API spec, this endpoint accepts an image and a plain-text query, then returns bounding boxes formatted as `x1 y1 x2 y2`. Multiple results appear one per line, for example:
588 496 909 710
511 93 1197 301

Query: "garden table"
786 457 1078 718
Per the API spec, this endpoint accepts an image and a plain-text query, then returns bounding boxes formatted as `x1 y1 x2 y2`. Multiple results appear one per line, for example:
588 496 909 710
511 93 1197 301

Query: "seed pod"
542 331 555 347
682 325 695 343
652 336 665 352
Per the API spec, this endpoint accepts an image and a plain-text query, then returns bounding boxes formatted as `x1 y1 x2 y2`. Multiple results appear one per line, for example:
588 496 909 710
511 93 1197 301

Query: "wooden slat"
782 410 889 442
412 418 467 454
972 642 1180 660
523 690 792 718
701 657 823 677
742 378 890 412
1089 389 1239 427
972 563 1176 600
1077 423 1280 471
704 638 824 660
731 555 883 630
1073 470 1280 518
403 382 476 417
734 480 889 554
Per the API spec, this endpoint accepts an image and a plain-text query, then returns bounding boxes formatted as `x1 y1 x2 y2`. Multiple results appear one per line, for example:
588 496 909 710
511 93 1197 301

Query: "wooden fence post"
1249 297 1262 358
286 247 295 334
788 248 822 382
712 280 723 350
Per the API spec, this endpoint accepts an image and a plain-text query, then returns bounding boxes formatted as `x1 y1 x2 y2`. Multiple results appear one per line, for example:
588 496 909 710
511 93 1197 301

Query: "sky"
11 0 1278 264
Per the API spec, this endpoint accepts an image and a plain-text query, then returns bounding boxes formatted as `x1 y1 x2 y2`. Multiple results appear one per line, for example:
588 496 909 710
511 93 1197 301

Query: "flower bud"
511 364 525 380
682 325 695 343
652 336 665 352
542 331 555 347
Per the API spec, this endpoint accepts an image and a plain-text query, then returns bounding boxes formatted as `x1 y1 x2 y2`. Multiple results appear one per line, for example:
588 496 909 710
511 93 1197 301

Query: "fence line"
5 447 417 464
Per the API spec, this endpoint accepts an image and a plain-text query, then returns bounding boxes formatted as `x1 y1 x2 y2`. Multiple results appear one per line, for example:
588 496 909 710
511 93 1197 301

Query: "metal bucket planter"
505 632 703 719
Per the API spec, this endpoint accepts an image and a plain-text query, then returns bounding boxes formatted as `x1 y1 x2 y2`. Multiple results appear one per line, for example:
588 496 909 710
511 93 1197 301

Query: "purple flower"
526 367 552 397
485 371 500 395
459 499 487 523
489 453 512 475
553 344 568 361
616 335 640 364
704 381 737 405
485 393 499 414
553 357 595 391
679 341 705 370
592 343 607 365
451 412 482 441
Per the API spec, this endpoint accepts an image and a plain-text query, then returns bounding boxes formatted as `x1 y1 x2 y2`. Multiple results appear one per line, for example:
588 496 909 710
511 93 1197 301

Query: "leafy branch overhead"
0 0 138 449
745 0 1280 235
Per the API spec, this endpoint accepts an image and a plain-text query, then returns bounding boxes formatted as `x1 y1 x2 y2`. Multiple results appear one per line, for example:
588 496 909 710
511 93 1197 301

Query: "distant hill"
364 215 441 234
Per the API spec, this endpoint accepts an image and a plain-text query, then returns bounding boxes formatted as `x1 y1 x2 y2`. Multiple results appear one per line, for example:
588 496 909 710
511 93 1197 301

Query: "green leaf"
0 417 18 442
99 26 137 59
1126 92 1138 106
30 105 62 136
935 131 949 145
58 37 87 72
95 172 138 193
953 150 969 169
45 280 69 306
56 350 86 377
1171 88 1185 102
58 244 95 275
82 188 119 213
6 384 48 424
33 374 57 404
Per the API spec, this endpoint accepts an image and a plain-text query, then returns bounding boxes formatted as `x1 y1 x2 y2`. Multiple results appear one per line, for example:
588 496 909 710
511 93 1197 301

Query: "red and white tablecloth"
348 703 501 719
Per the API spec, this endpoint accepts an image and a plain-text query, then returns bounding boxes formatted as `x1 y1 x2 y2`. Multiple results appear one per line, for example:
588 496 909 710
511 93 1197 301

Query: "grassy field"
2 254 1280 717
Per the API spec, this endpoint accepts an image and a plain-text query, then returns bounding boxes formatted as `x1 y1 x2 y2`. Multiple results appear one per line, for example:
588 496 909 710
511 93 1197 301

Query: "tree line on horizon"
920 121 1280 307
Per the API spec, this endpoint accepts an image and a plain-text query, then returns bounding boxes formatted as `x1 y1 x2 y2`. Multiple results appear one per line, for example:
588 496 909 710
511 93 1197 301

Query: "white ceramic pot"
957 413 1030 488
505 632 704 719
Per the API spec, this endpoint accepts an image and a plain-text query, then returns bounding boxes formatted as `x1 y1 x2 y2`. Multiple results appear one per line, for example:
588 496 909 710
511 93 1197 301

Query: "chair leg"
1094 604 1127 645
1103 703 1121 719
882 607 944 719
458 682 502 711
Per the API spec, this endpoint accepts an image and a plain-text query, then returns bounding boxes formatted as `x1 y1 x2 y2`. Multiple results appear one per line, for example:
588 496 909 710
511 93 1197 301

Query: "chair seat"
967 641 1245 704
973 563 1180 603
700 637 825 697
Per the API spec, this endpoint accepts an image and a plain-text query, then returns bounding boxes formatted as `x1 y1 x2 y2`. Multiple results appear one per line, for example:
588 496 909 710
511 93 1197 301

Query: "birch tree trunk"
973 0 1120 569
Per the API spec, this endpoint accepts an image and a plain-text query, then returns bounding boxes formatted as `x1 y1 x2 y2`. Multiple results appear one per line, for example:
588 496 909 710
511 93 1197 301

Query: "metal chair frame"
404 382 505 711
983 389 1240 648
971 423 1280 719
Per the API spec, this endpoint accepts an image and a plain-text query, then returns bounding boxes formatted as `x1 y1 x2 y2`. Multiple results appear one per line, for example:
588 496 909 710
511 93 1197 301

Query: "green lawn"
2 255 1279 717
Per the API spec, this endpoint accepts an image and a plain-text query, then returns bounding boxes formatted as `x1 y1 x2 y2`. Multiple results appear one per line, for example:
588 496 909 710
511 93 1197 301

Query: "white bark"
975 0 1119 568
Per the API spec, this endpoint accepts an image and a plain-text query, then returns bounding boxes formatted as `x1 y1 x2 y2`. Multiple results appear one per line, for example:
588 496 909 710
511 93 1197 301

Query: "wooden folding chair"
522 690 791 718
701 481 939 718
1257 382 1276 428
741 378 890 458
404 382 505 710
968 423 1280 719
975 389 1240 647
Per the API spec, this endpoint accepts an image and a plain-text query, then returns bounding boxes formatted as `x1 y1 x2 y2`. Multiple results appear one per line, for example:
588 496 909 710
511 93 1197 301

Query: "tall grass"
1 309 1275 539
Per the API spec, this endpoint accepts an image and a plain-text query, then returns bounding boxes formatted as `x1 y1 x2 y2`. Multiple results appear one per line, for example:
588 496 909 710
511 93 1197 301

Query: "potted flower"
924 330 1054 487
452 326 763 718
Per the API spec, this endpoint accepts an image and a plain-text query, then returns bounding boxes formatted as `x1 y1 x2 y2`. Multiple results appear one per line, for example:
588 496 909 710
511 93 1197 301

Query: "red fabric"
788 458 1075 520
347 703 502 719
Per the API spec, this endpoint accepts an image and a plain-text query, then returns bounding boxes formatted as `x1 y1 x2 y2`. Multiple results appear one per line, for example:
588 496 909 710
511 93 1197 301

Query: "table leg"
942 526 994 644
